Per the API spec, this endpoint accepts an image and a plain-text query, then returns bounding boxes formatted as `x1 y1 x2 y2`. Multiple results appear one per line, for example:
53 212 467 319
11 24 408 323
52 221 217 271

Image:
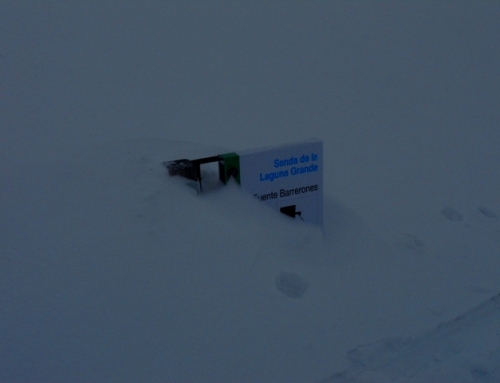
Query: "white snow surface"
2 139 499 383
1 2 500 382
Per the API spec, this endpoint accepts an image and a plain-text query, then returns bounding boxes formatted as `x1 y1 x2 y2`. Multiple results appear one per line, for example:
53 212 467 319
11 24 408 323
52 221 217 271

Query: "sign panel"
164 139 323 227
228 139 323 227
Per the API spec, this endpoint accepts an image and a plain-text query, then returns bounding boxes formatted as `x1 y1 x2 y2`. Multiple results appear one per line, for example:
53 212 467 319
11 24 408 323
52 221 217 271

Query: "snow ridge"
323 293 500 382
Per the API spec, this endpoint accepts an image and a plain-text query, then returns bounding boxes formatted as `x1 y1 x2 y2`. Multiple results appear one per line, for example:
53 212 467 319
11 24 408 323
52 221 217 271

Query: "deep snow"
2 139 499 382
1 2 500 382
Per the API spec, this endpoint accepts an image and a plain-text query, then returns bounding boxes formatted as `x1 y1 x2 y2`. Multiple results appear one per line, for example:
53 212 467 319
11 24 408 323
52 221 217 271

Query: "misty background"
3 2 499 178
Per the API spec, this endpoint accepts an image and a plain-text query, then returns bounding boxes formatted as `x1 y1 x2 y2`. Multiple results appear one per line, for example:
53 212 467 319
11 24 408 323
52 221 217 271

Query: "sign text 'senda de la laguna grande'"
259 152 320 182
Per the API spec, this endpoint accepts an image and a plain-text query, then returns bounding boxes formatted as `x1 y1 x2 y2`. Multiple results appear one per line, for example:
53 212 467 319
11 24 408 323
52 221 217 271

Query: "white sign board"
231 139 323 227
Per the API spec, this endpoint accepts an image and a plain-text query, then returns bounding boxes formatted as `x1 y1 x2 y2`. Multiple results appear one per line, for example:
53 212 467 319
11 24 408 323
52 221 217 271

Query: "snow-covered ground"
1 2 499 382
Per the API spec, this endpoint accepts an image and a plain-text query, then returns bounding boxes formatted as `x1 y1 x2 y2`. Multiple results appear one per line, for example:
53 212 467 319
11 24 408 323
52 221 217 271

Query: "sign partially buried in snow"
164 139 323 227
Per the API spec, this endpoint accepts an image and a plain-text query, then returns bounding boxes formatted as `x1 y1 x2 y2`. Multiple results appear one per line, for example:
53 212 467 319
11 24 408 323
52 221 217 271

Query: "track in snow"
323 292 500 382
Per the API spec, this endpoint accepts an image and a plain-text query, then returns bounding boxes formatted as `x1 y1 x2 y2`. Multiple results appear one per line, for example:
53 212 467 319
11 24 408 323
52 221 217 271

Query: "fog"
1 2 500 382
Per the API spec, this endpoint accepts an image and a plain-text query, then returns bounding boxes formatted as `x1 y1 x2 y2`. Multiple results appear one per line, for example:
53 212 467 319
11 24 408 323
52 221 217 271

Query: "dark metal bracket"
163 155 223 192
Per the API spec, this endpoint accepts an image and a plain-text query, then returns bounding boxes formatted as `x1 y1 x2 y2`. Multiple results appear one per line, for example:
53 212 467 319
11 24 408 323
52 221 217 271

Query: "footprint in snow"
275 272 309 299
477 206 498 220
441 206 463 222
400 233 424 252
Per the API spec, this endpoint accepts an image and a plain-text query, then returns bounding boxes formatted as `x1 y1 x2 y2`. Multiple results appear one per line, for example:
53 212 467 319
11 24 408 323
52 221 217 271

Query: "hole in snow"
441 206 463 222
275 271 309 298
